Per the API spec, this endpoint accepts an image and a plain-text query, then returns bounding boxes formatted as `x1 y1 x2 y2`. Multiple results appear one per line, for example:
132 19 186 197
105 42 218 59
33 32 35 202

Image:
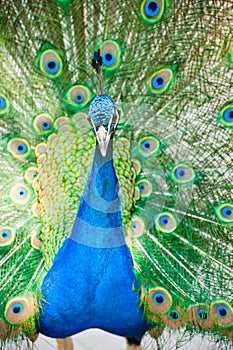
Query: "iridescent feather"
0 1 232 349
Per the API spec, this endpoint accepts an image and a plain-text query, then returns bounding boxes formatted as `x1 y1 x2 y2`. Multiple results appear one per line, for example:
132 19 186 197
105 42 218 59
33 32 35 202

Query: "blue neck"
70 140 125 248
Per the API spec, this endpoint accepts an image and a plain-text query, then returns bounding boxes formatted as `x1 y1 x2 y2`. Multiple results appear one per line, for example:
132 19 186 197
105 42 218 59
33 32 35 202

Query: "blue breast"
39 141 148 338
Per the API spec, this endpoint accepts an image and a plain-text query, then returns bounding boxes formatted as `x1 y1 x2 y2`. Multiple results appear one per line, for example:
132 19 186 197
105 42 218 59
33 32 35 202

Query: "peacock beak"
95 125 111 157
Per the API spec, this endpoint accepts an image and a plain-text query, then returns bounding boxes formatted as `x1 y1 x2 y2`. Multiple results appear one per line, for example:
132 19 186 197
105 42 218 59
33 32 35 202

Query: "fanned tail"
0 1 232 349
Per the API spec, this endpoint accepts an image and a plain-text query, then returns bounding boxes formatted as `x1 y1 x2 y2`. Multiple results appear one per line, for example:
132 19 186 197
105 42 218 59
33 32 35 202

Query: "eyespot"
160 307 185 330
211 301 233 327
218 103 233 129
66 85 91 110
100 40 121 70
9 184 31 205
140 0 166 24
214 203 233 223
7 138 30 158
169 309 180 320
147 287 172 314
0 227 15 247
187 304 214 330
137 179 152 198
31 231 41 250
149 68 174 94
197 308 209 321
170 163 196 185
33 113 53 134
217 306 228 318
0 93 10 115
4 296 35 324
24 167 38 184
38 49 63 79
35 142 47 157
138 136 161 157
155 212 177 233
130 217 145 237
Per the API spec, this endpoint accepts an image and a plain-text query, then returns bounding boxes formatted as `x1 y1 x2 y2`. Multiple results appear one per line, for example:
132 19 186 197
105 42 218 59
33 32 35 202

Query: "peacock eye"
214 203 233 223
75 94 84 103
153 292 165 305
35 142 47 157
0 227 15 247
0 93 10 115
187 304 213 329
24 167 38 184
137 179 152 197
221 207 233 217
152 75 165 89
102 52 115 66
66 85 91 110
39 49 63 79
155 212 177 233
145 1 160 17
223 108 233 122
17 144 27 154
149 68 174 94
197 308 209 321
147 287 172 314
139 183 145 191
12 303 23 315
140 0 166 24
100 40 121 70
138 136 161 157
169 309 180 320
130 217 145 237
5 296 35 324
218 103 233 129
170 163 196 185
46 60 59 74
7 138 30 158
31 231 42 250
0 95 6 109
33 113 53 134
1 230 10 239
211 300 233 327
9 184 31 205
216 305 228 318
159 306 185 329
142 141 151 151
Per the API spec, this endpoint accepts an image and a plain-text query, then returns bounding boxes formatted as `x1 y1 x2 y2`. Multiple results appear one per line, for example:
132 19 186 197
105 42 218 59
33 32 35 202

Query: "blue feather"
40 140 148 338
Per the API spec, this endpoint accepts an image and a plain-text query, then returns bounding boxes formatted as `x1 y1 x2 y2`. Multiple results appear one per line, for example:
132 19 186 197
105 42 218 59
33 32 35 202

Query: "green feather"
0 0 232 348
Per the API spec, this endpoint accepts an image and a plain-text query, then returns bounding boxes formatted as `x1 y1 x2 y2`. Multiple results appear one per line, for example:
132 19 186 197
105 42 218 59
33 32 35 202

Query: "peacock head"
88 94 119 157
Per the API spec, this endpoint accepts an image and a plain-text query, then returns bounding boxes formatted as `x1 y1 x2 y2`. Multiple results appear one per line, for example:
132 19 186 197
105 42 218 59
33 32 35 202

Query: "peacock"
0 1 232 349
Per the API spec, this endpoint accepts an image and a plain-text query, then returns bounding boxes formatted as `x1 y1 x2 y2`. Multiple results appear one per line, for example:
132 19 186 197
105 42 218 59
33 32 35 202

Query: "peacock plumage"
0 1 232 349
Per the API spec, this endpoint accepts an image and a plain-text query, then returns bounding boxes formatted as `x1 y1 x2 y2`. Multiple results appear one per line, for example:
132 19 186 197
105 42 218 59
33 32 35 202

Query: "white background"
34 329 232 350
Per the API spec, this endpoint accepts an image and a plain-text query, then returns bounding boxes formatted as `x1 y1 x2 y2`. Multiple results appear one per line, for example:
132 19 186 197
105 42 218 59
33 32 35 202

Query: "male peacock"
0 1 232 350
